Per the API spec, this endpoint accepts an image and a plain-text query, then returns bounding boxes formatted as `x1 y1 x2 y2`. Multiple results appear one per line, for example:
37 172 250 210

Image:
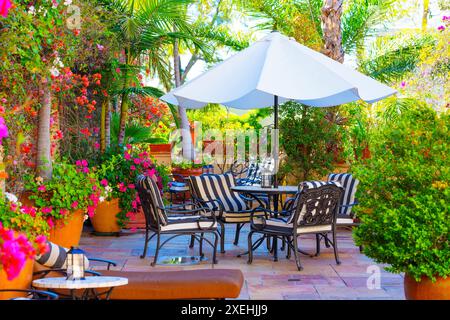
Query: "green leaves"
279 102 338 181
352 105 450 281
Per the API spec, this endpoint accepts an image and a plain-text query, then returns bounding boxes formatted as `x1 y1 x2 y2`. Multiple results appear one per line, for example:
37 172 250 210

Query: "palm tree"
98 0 203 147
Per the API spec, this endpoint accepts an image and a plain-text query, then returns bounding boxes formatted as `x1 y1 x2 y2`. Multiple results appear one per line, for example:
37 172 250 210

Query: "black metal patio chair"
136 174 219 266
247 181 344 271
189 173 267 253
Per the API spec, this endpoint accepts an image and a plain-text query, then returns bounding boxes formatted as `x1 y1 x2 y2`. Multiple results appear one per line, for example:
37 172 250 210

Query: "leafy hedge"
352 105 449 281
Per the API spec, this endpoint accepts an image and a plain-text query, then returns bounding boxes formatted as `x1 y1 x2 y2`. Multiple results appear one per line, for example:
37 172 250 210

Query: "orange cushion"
101 269 244 300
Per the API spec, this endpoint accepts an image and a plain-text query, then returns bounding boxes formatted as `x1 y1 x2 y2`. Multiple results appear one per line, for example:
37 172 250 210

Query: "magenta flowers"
0 222 40 281
0 0 12 18
0 116 8 144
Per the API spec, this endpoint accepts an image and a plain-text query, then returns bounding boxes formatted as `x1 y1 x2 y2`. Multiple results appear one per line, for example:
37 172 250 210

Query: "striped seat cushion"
204 209 266 223
327 173 359 217
161 216 217 232
136 175 169 226
253 218 332 234
35 241 89 269
190 173 248 213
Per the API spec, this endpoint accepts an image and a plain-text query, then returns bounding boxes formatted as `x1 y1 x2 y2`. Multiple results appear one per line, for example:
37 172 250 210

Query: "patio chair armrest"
282 197 296 211
339 202 359 208
239 193 267 208
170 174 188 182
160 204 213 217
249 207 272 230
0 289 59 300
87 258 117 270
196 213 217 230
85 270 102 276
194 198 225 219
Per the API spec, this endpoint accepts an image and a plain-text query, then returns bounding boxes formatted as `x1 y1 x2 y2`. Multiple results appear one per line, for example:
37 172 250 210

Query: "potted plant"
94 145 170 232
352 105 449 300
22 160 102 248
171 159 205 177
0 195 49 300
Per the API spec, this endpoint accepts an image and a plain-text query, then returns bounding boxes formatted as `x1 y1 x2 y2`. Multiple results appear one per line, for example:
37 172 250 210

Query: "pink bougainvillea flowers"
0 0 12 18
0 116 8 143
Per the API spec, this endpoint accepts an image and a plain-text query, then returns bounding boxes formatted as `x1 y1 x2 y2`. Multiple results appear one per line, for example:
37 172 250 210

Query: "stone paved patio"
80 225 405 300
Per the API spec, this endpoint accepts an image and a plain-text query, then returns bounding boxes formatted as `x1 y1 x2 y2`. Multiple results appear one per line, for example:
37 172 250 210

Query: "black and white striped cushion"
136 175 168 225
253 218 332 234
327 173 359 216
35 241 89 269
190 173 247 213
160 216 217 232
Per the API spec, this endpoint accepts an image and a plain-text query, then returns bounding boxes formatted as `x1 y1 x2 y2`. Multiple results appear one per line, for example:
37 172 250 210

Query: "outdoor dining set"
136 161 360 271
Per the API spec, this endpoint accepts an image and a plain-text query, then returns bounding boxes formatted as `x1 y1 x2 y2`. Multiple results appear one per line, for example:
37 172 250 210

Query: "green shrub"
352 105 450 281
279 102 339 181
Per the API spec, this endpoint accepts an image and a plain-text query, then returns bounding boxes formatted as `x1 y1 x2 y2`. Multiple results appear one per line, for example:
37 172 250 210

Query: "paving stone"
80 225 404 300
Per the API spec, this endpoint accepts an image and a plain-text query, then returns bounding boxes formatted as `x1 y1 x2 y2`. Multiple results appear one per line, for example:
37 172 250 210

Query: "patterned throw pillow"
35 241 89 269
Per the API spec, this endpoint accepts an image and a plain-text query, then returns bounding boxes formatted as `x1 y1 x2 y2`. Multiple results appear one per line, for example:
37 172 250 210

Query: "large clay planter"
0 259 34 300
91 199 121 235
404 274 450 300
49 210 85 248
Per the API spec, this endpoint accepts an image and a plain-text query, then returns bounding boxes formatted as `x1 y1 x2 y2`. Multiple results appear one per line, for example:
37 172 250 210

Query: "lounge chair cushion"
35 241 89 269
101 269 244 300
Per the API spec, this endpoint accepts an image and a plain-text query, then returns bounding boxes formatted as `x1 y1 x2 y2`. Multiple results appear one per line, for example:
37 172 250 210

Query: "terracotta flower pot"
91 198 121 235
49 210 85 248
404 273 450 300
171 167 203 177
0 259 34 300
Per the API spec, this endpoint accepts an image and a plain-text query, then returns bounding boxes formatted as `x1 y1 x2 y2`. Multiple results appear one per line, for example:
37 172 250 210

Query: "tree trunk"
174 38 194 160
105 99 111 149
36 84 53 180
118 94 129 146
100 98 111 152
321 0 344 63
422 0 430 31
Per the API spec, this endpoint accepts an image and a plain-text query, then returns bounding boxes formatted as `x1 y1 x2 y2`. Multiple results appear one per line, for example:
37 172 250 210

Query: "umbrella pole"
274 95 279 188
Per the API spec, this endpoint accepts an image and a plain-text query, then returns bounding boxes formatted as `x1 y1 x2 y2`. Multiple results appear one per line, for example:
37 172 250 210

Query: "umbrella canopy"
161 31 396 109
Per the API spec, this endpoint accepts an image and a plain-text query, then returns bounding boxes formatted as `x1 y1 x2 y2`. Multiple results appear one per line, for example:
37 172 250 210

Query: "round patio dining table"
231 184 299 262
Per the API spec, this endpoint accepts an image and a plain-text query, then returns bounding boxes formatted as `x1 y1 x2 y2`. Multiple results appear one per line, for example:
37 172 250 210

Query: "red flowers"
80 128 91 137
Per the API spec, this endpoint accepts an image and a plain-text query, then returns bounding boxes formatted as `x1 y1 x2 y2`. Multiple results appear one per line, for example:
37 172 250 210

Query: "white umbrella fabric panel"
161 32 397 110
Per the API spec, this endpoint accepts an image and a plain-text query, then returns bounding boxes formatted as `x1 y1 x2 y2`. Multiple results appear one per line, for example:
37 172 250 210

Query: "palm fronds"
359 34 436 84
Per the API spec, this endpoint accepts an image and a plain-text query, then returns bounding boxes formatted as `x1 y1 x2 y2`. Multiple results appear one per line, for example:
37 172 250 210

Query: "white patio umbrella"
161 31 396 186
